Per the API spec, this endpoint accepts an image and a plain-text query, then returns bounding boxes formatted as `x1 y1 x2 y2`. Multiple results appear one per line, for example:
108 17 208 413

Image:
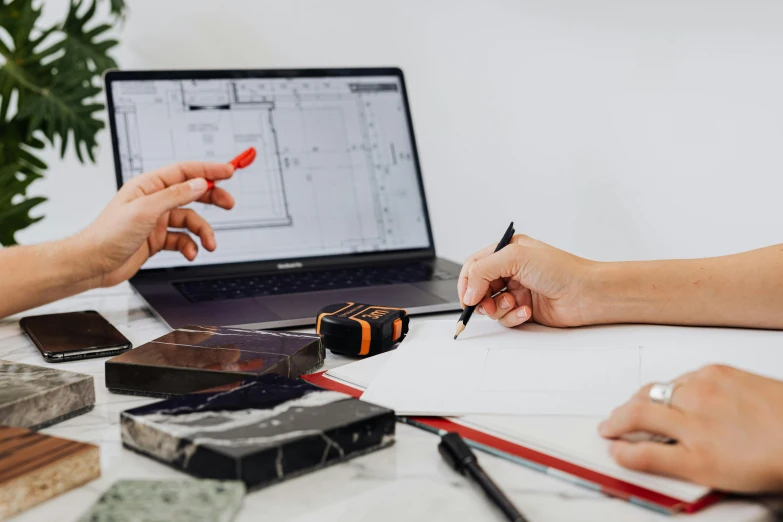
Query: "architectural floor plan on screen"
111 75 430 268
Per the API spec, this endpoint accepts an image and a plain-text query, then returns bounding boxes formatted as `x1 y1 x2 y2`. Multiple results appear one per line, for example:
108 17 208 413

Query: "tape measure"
316 303 409 357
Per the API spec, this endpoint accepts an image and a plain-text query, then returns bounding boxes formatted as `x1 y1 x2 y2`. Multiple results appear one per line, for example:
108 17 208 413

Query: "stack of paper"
323 318 783 506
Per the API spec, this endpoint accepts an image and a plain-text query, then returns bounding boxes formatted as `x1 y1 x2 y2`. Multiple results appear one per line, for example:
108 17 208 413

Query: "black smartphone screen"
20 310 132 362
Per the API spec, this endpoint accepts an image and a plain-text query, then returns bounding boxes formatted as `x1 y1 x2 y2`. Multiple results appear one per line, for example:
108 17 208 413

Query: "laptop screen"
106 71 432 270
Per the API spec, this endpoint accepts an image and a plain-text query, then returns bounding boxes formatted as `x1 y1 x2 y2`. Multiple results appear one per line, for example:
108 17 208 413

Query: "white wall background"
21 0 783 265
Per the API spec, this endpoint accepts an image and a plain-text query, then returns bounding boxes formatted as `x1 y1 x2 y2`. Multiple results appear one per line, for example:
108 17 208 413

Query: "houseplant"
0 0 124 246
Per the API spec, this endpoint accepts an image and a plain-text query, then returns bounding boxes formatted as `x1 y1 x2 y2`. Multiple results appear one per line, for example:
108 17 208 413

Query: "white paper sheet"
325 351 394 389
324 352 712 502
361 318 783 417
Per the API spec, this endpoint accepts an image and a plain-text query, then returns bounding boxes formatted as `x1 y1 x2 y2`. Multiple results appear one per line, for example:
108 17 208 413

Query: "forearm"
0 237 100 319
586 245 783 329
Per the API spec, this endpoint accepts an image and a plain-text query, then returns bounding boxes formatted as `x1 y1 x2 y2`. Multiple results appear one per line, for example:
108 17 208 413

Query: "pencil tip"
453 322 465 340
453 335 457 340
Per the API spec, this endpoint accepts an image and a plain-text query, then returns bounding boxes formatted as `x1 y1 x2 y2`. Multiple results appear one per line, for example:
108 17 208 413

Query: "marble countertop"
1 284 779 522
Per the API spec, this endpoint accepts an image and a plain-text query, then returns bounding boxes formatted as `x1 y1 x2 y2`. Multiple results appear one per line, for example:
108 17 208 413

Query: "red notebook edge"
303 371 722 515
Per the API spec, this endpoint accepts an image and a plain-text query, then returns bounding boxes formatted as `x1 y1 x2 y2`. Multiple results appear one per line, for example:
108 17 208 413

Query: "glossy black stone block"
120 374 396 490
105 326 324 397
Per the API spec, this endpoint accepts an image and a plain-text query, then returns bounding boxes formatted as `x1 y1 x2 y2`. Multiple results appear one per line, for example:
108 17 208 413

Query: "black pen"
438 432 528 522
454 221 515 339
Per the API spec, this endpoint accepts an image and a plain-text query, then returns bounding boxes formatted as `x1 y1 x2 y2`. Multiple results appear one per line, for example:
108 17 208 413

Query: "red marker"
206 147 257 190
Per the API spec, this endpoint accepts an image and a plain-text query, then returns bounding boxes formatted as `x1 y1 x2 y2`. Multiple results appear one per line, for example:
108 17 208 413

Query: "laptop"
105 67 462 329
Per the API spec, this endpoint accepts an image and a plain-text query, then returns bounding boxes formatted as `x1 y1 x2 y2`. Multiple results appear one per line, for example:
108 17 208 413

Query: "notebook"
322 346 711 499
306 367 719 514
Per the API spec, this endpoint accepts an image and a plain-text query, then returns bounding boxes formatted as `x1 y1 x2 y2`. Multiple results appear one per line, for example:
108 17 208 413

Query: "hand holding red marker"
206 147 257 190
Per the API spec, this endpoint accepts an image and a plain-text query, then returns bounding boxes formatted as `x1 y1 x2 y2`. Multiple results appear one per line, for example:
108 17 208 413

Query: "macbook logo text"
277 262 304 270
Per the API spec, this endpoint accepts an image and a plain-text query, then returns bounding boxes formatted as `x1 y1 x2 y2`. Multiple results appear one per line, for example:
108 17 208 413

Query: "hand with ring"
598 364 783 493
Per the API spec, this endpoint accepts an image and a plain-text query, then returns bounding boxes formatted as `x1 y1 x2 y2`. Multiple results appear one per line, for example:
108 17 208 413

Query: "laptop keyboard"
174 263 455 303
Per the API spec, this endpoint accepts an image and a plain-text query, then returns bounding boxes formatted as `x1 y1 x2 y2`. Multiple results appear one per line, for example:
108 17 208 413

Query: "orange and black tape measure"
316 302 409 357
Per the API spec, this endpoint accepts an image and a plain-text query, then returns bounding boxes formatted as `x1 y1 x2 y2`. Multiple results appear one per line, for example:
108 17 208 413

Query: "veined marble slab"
0 360 95 429
0 426 100 521
121 374 396 490
76 479 245 522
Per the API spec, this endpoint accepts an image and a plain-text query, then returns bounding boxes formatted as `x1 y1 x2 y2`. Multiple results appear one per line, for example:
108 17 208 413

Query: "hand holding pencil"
456 226 593 331
454 222 515 339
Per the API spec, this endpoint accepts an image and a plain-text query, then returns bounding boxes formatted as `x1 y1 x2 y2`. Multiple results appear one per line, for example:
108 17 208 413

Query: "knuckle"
505 244 527 269
507 243 525 256
698 364 728 380
686 380 719 406
625 402 646 425
168 183 188 198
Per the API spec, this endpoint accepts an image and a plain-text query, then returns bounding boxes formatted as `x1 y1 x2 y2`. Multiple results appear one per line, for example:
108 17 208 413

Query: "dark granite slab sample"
76 479 245 522
121 374 395 490
0 360 95 429
105 326 324 396
0 426 100 521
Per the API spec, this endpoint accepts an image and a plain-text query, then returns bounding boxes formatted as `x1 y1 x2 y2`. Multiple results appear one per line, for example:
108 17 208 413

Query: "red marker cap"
229 147 256 169
206 147 257 191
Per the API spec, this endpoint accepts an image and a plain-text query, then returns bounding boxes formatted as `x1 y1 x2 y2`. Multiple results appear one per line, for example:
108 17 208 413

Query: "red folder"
304 371 721 515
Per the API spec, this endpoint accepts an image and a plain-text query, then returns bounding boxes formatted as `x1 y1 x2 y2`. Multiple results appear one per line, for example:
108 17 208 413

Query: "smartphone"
20 310 132 362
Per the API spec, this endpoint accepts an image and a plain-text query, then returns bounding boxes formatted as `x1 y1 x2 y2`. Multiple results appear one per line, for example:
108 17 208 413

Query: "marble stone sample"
0 360 95 429
76 479 245 522
0 426 100 521
105 326 324 397
121 374 396 490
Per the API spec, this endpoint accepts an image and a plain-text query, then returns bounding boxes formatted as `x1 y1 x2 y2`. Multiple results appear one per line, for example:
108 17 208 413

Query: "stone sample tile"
105 326 324 397
0 426 100 521
75 479 245 522
121 374 395 490
0 360 95 429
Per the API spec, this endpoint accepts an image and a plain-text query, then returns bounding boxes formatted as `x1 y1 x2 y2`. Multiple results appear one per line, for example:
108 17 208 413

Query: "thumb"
463 244 528 306
144 178 209 215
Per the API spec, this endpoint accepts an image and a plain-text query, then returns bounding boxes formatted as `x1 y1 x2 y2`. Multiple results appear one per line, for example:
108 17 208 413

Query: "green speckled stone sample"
76 479 245 522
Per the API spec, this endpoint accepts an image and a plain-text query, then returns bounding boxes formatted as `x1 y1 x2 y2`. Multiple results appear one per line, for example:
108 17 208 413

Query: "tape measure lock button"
316 302 409 357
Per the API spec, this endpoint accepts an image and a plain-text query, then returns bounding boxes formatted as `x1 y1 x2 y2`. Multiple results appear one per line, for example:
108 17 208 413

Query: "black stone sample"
120 374 396 490
105 326 324 397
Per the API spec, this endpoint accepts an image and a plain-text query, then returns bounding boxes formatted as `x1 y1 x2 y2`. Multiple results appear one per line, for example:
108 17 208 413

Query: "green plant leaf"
15 70 105 162
0 192 46 246
105 0 127 20
0 131 47 246
0 0 123 245
58 0 119 73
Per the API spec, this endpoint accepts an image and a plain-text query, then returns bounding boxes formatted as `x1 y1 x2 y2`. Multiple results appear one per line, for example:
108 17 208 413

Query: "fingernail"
500 296 510 310
464 288 474 304
478 305 486 315
516 308 527 319
598 420 607 435
188 178 208 193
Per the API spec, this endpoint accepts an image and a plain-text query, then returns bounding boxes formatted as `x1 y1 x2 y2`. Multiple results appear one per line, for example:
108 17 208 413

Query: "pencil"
454 222 515 340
